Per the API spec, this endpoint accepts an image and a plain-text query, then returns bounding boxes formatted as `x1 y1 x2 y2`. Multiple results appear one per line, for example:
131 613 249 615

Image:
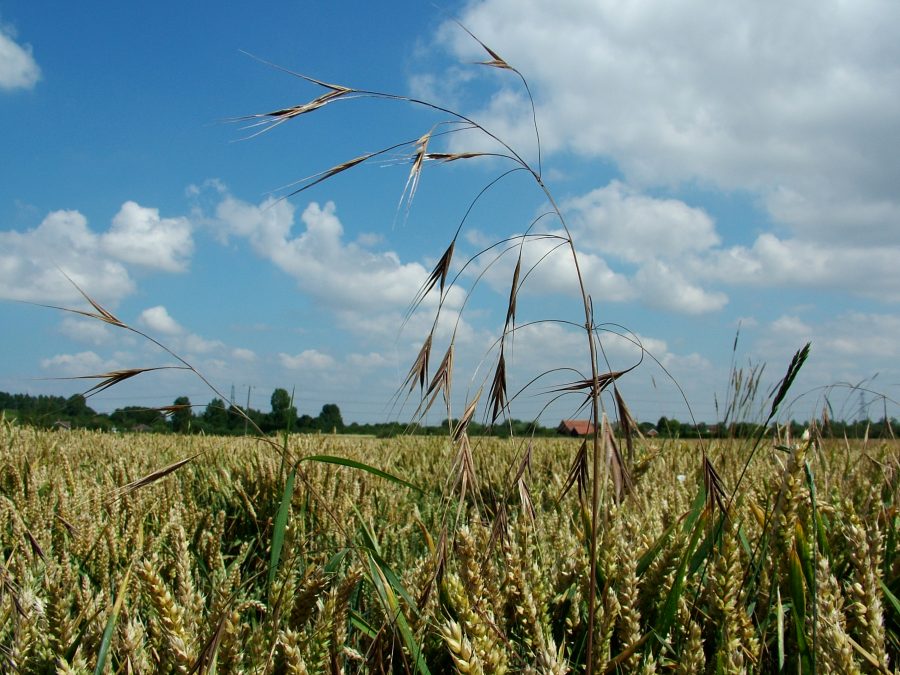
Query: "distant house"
557 419 595 437
646 428 659 438
52 420 72 431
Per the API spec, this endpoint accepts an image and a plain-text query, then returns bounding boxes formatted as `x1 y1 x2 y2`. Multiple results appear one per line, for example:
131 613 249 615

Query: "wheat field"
1 419 897 673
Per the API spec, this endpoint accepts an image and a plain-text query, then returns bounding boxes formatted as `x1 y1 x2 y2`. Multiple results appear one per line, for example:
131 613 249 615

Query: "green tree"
110 406 165 431
317 403 343 432
269 388 297 431
203 398 229 433
171 396 193 433
657 416 681 437
63 394 93 419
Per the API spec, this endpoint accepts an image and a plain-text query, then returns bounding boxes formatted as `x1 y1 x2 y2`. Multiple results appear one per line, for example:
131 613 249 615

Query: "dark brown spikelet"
603 413 632 504
286 152 375 198
553 369 628 397
111 455 199 501
37 270 127 328
513 441 536 522
488 349 508 424
422 344 454 414
768 342 811 421
232 76 353 139
73 367 187 397
560 438 589 503
456 22 514 70
403 335 432 395
703 455 728 516
409 240 455 319
613 388 643 468
424 152 485 162
505 257 521 331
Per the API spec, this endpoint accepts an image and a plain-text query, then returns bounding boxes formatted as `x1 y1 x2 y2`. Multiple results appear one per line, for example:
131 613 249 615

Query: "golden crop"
1 421 897 672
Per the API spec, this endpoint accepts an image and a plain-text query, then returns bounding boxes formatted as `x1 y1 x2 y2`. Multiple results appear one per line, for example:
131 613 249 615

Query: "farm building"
557 419 595 436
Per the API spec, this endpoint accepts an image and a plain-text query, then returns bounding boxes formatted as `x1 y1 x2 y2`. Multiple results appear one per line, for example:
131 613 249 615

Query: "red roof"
557 419 595 436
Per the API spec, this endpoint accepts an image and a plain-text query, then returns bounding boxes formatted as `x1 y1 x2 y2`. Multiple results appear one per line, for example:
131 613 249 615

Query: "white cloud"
182 333 223 355
210 192 474 351
279 350 336 370
0 24 40 91
346 352 392 370
0 202 195 305
136 305 223 356
634 261 728 314
40 350 115 376
59 317 113 346
465 228 635 304
231 347 257 362
102 201 194 272
748 311 900 396
433 0 900 244
566 181 719 263
139 305 182 335
695 234 900 301
771 315 813 338
0 209 135 303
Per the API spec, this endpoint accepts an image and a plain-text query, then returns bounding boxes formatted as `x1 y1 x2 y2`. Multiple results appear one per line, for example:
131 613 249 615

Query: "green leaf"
367 555 431 675
349 609 378 638
94 563 133 675
776 587 785 671
881 578 900 618
655 483 707 640
267 468 296 601
300 454 423 493
788 546 812 668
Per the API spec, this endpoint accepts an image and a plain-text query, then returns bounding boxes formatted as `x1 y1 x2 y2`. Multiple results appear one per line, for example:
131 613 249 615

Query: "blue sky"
2 1 899 426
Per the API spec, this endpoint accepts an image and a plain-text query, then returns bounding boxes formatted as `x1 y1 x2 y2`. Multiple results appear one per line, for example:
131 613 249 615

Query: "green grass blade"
367 555 432 675
654 483 707 641
300 454 423 493
776 586 785 671
881 578 900 618
94 563 133 675
267 467 296 602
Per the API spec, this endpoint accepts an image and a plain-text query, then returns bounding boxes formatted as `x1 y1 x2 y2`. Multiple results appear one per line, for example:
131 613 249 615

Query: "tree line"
1 390 895 439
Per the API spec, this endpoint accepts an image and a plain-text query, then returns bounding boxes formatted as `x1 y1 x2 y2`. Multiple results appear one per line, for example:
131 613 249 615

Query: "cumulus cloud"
213 192 466 316
0 209 135 303
231 347 257 362
432 0 900 244
463 182 730 314
0 201 194 304
138 305 182 335
0 24 40 91
347 352 392 370
464 227 635 304
101 201 193 272
280 349 336 370
566 181 719 263
634 261 728 314
40 350 116 376
753 311 900 398
693 234 900 301
137 305 222 355
59 317 114 346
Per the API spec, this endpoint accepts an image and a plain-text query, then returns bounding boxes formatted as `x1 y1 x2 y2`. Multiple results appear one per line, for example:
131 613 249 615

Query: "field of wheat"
1 418 897 673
